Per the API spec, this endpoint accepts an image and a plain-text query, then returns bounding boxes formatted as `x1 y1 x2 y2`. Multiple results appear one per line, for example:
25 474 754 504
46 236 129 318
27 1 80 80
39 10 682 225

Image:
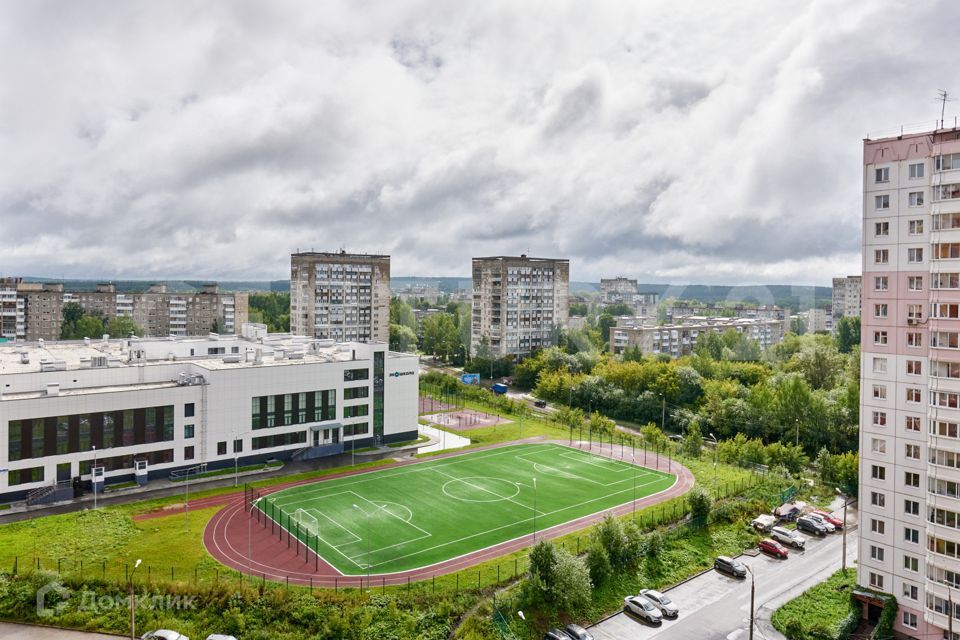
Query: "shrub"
586 543 611 586
688 486 713 527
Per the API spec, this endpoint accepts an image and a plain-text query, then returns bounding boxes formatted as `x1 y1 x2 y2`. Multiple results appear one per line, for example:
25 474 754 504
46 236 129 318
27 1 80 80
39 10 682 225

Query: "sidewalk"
0 622 120 639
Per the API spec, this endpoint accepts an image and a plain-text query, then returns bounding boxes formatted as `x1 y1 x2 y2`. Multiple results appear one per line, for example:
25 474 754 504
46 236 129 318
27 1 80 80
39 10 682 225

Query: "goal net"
293 508 320 536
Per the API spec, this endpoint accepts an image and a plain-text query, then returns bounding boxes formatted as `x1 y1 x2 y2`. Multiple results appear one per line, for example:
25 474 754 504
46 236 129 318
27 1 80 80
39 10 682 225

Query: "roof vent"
46 382 60 397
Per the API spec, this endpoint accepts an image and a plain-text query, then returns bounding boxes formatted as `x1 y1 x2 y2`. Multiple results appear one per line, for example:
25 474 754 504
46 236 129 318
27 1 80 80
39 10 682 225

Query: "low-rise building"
396 284 441 305
0 324 418 503
666 304 785 322
610 316 784 357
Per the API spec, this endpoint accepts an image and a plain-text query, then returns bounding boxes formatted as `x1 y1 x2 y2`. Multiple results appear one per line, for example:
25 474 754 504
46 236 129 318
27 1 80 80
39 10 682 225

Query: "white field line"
559 450 633 473
518 451 660 487
307 507 361 547
429 466 546 517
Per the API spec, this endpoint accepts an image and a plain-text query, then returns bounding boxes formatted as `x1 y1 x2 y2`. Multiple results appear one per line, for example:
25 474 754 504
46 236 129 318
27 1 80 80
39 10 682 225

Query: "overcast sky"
1 1 956 285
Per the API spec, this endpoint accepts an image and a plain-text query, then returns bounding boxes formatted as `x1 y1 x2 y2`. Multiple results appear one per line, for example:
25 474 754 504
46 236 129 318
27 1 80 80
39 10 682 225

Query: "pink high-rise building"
860 126 960 637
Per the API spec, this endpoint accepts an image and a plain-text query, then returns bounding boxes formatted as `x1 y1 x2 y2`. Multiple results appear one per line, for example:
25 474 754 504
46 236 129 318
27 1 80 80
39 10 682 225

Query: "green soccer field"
258 443 676 575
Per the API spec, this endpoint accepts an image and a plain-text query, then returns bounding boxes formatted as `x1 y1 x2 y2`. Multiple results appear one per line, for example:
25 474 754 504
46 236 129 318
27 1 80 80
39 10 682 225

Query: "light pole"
794 418 800 448
835 487 849 574
746 564 755 640
708 433 718 497
128 558 142 640
659 393 665 432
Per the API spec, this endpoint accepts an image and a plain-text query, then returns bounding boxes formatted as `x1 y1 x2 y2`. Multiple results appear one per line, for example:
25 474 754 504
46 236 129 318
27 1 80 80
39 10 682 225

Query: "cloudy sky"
0 1 956 285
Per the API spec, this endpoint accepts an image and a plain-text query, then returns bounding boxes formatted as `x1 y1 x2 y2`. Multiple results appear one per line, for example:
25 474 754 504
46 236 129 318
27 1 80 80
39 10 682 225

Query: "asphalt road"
0 622 118 639
589 513 859 640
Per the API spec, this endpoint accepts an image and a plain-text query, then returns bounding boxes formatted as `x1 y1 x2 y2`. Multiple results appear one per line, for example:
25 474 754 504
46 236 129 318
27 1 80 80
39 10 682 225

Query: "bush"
586 543 611 586
688 486 713 527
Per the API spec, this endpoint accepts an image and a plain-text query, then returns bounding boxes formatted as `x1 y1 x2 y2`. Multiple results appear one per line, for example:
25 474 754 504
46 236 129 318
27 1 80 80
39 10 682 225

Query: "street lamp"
745 564 755 640
128 558 142 640
707 433 718 497
835 487 849 574
794 418 800 448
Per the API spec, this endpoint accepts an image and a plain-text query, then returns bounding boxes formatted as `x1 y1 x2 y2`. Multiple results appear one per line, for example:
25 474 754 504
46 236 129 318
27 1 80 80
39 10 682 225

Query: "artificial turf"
260 442 676 574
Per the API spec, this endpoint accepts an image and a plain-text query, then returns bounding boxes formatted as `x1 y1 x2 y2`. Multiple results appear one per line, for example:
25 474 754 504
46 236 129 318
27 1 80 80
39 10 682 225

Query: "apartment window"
901 612 917 630
934 213 960 230
932 360 960 378
904 526 920 543
875 221 889 236
909 162 924 178
905 471 921 488
185 403 195 418
870 545 885 561
902 584 919 601
936 183 960 200
871 465 886 480
906 388 921 403
874 331 888 345
933 273 960 289
873 276 888 292
184 424 194 439
873 356 888 373
932 391 960 408
903 555 919 572
875 167 890 183
933 302 960 318
905 416 921 432
906 360 921 375
873 385 887 399
875 194 890 209
934 243 960 260
871 519 885 534
184 446 194 460
873 412 887 427
907 304 922 321
908 247 923 263
217 441 227 456
869 573 884 590
904 499 920 516
907 276 923 291
936 153 960 171
932 331 960 349
906 444 921 460
907 332 922 347
874 303 888 318
871 491 886 508
931 420 960 439
874 248 889 264
909 192 925 207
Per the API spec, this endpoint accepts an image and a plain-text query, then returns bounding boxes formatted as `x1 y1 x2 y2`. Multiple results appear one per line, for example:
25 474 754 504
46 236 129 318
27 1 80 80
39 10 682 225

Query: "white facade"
832 275 862 324
609 316 784 357
0 324 418 502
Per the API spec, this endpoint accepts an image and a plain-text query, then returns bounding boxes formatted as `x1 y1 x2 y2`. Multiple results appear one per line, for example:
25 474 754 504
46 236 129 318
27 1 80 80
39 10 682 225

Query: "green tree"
389 297 416 331
73 315 105 340
688 485 712 526
790 316 807 335
682 420 704 457
421 313 460 361
694 331 725 360
60 302 85 339
586 542 611 586
597 313 616 347
105 316 142 337
603 302 633 316
836 316 860 354
389 323 417 352
588 412 616 436
247 292 290 332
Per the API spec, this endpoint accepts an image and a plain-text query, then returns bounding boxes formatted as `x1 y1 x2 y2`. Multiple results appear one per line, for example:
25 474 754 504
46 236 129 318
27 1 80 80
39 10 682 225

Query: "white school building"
0 323 419 504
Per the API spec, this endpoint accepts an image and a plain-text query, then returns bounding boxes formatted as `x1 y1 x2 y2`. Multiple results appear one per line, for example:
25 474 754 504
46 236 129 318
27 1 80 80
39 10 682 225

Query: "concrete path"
0 622 119 639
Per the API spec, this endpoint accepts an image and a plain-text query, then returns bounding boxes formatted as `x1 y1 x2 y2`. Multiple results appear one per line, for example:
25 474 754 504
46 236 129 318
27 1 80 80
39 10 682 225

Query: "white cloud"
0 0 953 284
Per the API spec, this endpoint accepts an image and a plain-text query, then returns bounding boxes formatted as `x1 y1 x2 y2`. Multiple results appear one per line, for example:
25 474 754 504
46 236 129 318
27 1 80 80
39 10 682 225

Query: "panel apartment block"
290 252 390 343
471 255 569 358
832 275 862 325
858 127 960 639
0 323 418 503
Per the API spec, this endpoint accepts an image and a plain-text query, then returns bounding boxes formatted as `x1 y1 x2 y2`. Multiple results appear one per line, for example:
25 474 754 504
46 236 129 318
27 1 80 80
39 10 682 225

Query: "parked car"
758 538 789 559
805 513 836 533
751 514 777 532
771 526 806 549
796 515 828 536
142 632 189 640
714 555 748 578
205 636 238 640
639 589 679 617
533 399 548 408
624 594 664 624
544 629 571 640
813 510 844 529
564 623 594 640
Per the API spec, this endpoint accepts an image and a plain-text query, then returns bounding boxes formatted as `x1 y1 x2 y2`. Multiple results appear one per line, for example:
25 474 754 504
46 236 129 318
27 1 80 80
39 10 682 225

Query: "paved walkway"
0 622 119 639
203 439 694 586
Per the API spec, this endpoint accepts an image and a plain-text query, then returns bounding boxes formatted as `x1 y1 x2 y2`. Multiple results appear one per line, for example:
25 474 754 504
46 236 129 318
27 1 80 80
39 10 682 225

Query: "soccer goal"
293 508 320 536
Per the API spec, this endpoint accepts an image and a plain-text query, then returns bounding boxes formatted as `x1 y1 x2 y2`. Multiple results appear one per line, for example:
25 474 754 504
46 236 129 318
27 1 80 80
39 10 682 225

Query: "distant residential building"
565 316 587 331
396 284 441 305
471 255 569 357
806 308 829 333
666 304 785 322
831 275 861 323
599 277 659 313
290 251 390 343
0 279 246 341
610 316 784 358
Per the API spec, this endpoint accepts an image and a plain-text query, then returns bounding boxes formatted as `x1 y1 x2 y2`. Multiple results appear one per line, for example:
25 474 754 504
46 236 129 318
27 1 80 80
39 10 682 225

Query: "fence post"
335 577 338 593
478 570 481 590
57 558 61 575
382 576 385 595
456 573 459 593
514 558 518 577
433 575 435 593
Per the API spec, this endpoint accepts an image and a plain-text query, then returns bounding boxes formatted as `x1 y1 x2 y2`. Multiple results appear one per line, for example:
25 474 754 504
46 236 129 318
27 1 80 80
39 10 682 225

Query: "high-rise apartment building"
832 275 862 325
599 277 659 313
0 281 246 341
859 126 960 638
472 255 569 357
290 252 390 343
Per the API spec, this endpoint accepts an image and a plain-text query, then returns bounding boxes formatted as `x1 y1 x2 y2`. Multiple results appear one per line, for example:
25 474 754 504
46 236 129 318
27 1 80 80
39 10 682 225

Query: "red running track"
202 440 695 587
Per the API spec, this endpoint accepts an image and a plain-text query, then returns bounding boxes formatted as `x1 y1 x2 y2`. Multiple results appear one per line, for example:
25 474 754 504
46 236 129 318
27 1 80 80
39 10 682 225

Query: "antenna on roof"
936 89 955 128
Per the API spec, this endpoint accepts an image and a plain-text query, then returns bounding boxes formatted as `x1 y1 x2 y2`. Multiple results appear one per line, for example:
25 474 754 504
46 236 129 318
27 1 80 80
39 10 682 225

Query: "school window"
871 491 886 507
184 446 195 460
875 167 890 183
874 275 888 291
185 403 195 418
875 221 889 236
217 441 227 455
904 499 920 516
871 465 886 480
871 519 885 534
909 192 924 207
907 276 923 291
904 526 920 543
875 194 890 209
908 247 923 263
184 424 194 439
874 248 889 264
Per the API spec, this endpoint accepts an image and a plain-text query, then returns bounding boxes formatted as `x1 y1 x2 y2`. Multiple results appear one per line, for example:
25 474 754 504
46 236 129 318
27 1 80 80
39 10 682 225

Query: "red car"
813 510 844 529
758 538 789 559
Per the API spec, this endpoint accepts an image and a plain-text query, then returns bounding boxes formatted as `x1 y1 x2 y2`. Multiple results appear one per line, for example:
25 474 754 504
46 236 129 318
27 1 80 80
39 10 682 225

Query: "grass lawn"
262 443 675 574
772 568 858 640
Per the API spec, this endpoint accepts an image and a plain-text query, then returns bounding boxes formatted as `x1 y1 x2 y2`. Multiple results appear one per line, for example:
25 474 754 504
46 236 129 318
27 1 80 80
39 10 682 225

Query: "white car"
624 595 663 624
639 589 679 618
806 513 836 533
142 632 188 640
